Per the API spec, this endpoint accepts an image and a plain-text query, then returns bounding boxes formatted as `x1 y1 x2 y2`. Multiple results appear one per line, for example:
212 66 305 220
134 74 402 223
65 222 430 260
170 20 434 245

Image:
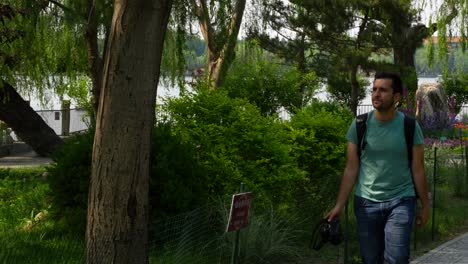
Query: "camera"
311 218 344 250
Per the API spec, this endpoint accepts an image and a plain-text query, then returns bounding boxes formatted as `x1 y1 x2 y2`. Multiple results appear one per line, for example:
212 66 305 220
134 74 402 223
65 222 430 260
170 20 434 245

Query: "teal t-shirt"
347 110 424 202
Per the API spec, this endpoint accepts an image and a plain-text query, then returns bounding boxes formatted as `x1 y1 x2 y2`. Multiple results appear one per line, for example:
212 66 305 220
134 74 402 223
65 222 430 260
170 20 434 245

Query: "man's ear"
394 93 401 107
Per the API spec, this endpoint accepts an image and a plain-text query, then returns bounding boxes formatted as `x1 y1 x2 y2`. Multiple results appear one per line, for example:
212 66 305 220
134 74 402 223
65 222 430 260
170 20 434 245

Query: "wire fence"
148 186 337 264
146 143 468 264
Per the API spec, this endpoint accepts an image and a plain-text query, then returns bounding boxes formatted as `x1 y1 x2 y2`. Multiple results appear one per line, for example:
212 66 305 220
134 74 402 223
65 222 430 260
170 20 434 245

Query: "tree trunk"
393 47 416 68
349 9 368 117
0 80 63 157
85 0 172 263
350 66 359 117
194 0 246 89
84 0 103 125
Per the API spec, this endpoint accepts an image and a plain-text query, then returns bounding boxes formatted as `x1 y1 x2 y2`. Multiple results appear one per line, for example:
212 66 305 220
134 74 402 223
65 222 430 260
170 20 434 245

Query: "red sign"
226 192 253 232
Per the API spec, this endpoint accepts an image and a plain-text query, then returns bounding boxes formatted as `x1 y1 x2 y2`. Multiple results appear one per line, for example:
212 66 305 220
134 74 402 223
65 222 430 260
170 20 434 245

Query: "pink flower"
450 96 456 108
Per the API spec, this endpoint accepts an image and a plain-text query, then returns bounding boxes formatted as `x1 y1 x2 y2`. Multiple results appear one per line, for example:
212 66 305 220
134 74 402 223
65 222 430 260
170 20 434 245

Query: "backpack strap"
403 115 418 197
404 115 416 169
356 113 368 158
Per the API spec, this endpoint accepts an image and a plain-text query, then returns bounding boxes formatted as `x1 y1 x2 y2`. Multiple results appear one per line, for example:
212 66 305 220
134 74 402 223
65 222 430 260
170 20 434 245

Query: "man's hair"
374 72 403 94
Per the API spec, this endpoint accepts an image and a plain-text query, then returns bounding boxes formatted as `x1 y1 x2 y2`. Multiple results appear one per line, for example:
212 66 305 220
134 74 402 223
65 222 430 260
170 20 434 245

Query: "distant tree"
369 0 465 93
248 0 467 114
223 45 320 115
247 0 377 115
190 0 247 88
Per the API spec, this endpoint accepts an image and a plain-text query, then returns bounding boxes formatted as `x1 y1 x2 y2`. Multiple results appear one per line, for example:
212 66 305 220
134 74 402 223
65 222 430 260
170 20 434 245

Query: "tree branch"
47 0 85 20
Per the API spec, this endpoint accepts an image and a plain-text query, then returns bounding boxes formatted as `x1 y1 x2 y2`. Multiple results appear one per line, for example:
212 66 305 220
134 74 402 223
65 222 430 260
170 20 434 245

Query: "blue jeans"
354 195 416 264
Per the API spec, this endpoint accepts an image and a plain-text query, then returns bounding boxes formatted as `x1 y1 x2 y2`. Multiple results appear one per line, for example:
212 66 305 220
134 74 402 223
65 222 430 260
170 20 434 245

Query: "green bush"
150 121 207 221
165 88 307 202
45 90 354 237
443 72 468 114
45 124 214 235
288 101 353 213
46 130 93 233
223 58 320 116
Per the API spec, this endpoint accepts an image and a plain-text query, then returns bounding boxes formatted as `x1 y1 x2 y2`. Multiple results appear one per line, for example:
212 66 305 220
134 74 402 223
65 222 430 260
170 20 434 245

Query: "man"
325 72 430 264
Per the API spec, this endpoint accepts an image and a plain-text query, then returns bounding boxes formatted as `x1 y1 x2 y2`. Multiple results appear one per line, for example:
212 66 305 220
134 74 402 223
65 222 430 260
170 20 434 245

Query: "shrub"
46 130 93 233
288 101 353 213
223 58 320 116
45 91 353 236
165 88 307 203
45 122 219 234
149 121 207 223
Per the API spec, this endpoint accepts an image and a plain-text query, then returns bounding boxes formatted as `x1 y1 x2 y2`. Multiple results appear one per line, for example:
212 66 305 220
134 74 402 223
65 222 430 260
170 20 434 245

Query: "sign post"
227 183 253 264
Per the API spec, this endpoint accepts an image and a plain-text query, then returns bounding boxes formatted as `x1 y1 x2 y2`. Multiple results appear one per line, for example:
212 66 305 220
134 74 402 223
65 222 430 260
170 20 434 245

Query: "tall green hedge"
46 90 352 235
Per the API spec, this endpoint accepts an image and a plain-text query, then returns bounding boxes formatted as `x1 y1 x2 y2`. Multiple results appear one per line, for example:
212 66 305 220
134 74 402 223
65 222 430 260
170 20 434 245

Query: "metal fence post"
465 145 468 195
344 201 349 264
413 205 417 252
432 147 437 241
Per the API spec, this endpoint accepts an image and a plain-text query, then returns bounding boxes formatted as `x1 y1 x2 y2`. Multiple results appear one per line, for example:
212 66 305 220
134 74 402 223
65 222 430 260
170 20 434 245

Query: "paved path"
0 150 53 168
411 233 468 264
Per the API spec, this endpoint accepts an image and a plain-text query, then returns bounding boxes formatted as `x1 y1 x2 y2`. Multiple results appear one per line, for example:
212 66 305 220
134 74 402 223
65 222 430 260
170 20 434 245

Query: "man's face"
372 78 400 111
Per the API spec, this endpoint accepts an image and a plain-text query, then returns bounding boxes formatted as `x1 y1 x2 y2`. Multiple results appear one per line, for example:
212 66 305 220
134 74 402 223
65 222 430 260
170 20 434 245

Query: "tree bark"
349 8 369 117
84 0 103 123
350 66 359 117
85 0 172 263
0 80 63 157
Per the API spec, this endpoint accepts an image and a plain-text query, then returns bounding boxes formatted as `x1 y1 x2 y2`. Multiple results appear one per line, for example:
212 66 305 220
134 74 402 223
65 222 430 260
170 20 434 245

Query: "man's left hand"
416 205 429 228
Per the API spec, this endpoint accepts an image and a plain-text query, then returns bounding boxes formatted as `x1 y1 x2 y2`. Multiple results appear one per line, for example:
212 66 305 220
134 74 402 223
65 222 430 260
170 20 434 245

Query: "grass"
1 151 468 263
0 167 85 263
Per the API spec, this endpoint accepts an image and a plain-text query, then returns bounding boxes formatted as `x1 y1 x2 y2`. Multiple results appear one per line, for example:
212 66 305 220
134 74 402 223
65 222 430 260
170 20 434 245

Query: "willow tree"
0 1 75 156
0 0 117 157
190 0 246 88
85 0 173 263
427 0 467 78
38 0 114 120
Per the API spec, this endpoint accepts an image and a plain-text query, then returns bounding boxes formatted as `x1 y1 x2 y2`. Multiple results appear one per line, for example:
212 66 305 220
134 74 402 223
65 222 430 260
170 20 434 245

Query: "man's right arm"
325 141 360 221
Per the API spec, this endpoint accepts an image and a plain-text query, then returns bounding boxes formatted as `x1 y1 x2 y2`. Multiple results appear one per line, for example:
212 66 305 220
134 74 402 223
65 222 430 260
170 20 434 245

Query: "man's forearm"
335 167 358 208
413 171 429 207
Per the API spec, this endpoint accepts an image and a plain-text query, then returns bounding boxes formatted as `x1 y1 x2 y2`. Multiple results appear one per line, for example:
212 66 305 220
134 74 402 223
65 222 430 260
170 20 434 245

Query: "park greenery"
1 105 468 263
0 0 467 263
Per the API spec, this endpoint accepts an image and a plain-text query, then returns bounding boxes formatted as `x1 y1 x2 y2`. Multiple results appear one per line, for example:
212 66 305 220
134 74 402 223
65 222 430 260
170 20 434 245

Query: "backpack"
356 112 418 195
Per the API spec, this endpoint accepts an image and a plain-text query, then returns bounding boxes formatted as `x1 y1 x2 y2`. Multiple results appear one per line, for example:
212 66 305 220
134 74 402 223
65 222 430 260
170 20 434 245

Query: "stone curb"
411 233 468 264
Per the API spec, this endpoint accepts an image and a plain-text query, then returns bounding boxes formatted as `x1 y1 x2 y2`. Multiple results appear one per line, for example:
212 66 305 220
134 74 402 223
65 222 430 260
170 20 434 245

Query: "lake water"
22 77 439 111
